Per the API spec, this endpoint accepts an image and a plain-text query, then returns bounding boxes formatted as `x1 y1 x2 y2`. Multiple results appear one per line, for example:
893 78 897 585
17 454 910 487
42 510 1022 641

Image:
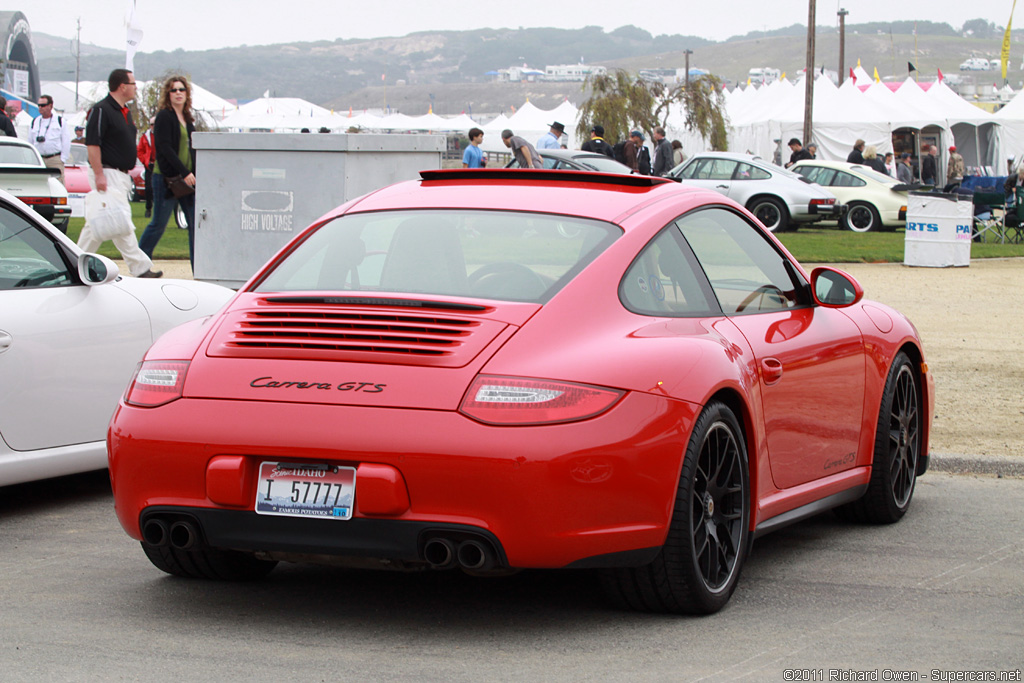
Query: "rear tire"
834 351 922 523
142 543 277 580
601 401 750 614
842 202 881 232
748 197 789 233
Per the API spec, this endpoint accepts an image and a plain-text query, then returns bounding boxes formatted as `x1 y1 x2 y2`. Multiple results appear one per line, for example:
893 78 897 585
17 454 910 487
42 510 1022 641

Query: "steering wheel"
15 270 67 288
468 262 548 299
735 284 787 312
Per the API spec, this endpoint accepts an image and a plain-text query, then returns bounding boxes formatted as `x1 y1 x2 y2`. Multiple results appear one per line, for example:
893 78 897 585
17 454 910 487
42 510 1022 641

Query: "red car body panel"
108 170 934 577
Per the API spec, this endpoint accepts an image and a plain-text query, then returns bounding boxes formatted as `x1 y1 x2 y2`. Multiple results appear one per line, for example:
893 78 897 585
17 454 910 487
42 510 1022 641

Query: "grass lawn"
65 201 191 260
775 224 1024 262
66 204 1024 265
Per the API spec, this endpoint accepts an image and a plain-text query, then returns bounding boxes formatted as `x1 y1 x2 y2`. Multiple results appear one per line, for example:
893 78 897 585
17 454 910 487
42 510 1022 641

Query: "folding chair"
972 191 1006 243
1008 189 1024 244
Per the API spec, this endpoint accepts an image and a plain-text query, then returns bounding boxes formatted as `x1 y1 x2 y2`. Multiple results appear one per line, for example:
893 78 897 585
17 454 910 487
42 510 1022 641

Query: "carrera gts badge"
250 377 385 393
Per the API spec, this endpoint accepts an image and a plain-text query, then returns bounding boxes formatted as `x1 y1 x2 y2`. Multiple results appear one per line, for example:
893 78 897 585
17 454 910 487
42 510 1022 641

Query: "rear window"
254 210 620 303
0 144 41 166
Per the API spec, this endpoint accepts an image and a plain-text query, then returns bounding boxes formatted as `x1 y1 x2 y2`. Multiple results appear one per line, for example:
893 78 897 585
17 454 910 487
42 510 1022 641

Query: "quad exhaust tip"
423 536 496 571
142 518 200 551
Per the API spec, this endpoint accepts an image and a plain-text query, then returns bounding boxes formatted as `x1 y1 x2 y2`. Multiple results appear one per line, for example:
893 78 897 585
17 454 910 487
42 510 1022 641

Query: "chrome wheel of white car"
843 202 880 233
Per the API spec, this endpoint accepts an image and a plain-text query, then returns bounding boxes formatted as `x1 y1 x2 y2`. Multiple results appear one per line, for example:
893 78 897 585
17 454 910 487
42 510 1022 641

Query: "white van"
960 57 991 71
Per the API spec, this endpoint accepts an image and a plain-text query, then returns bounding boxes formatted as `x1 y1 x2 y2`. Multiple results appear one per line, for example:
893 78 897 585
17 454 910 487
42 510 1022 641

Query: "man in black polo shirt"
78 69 161 278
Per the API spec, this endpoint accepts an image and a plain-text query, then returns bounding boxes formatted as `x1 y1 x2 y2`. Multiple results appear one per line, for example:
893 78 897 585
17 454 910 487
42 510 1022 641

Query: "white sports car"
0 137 71 232
666 152 844 232
0 189 233 487
792 160 910 232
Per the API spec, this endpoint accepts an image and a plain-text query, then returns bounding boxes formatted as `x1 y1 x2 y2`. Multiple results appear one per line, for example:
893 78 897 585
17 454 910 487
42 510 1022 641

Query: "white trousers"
77 168 154 277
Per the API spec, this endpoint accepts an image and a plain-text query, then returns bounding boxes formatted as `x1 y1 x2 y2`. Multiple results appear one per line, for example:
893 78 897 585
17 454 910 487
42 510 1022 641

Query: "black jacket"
152 108 196 178
581 137 614 158
0 112 17 137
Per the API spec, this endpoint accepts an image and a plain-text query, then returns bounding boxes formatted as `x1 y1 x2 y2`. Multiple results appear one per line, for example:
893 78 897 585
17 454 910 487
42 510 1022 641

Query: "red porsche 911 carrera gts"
108 169 933 614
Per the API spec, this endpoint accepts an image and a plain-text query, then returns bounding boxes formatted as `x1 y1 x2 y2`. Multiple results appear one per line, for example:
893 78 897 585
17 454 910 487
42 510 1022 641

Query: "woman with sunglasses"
139 76 197 268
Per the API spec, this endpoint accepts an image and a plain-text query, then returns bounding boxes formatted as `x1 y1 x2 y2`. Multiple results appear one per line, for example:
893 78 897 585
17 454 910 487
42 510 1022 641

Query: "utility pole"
72 17 81 110
838 8 848 85
803 0 816 146
683 49 693 89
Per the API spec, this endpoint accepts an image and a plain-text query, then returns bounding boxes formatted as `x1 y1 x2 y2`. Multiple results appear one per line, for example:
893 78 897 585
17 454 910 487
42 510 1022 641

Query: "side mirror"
810 266 864 308
78 253 120 286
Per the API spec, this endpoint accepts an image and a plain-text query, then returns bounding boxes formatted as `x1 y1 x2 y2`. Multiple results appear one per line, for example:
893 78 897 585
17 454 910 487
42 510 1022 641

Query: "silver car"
666 152 843 232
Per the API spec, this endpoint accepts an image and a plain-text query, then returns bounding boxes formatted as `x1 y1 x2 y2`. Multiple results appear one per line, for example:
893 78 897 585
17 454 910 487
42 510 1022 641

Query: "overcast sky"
23 0 1020 53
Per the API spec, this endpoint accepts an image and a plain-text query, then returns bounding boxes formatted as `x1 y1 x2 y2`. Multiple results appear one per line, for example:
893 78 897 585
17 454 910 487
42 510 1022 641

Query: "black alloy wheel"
601 401 750 614
835 352 921 523
843 201 880 232
748 197 789 232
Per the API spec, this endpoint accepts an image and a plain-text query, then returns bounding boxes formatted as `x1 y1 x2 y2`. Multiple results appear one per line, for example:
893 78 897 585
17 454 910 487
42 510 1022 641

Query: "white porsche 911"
0 189 233 487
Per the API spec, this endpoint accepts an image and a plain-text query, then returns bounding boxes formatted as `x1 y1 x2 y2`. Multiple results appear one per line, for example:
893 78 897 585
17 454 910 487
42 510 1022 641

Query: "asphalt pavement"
0 470 1021 681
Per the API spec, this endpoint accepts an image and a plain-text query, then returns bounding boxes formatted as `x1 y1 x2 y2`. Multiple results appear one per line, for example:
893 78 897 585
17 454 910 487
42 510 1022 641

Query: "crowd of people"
461 121 688 176
6 72 1005 279
7 69 199 277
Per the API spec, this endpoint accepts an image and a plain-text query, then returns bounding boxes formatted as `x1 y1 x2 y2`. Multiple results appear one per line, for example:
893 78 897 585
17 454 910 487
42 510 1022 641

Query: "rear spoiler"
0 167 63 176
420 168 672 188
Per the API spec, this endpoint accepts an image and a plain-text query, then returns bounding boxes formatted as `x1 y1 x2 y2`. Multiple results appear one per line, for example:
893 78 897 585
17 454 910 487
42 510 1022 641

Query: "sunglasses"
169 87 187 93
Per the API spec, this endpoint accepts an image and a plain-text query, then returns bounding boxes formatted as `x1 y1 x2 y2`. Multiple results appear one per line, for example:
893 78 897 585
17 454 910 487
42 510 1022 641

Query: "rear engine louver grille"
208 304 507 368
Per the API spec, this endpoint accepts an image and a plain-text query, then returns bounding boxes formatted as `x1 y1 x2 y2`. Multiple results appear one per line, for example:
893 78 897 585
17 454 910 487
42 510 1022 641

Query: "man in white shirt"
29 94 71 186
537 121 564 150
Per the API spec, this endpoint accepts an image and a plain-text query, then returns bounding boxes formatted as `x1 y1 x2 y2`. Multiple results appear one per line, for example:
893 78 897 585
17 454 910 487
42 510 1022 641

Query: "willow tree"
578 69 729 151
678 74 729 151
576 70 662 146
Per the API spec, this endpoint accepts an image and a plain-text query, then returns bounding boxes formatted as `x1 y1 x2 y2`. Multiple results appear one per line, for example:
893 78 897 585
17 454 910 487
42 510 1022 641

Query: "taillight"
809 198 836 206
459 375 624 426
124 361 190 407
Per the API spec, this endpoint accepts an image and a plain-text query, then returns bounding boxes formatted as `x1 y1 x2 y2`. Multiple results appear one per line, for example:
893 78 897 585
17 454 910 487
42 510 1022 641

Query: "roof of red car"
329 169 705 225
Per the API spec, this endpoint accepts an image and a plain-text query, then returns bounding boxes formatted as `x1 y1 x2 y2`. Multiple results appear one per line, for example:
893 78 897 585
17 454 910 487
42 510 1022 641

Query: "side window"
677 208 805 315
620 226 717 317
833 171 866 187
675 159 696 179
709 160 737 180
0 206 74 290
691 159 715 179
734 163 771 180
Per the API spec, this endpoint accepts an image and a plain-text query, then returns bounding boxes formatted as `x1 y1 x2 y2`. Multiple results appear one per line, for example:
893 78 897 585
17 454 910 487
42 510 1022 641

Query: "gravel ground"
137 257 1024 467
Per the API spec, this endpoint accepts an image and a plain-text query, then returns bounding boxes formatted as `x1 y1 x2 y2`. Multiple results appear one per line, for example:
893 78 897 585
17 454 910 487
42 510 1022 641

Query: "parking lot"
1 470 1020 681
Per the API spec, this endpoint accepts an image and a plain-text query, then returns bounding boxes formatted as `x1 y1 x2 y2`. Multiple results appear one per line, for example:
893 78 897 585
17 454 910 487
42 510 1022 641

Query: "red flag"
938 68 944 82
849 67 856 84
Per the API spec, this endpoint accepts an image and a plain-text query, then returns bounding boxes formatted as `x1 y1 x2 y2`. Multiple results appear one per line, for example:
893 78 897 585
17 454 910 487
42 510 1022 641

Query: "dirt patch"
146 258 1024 458
811 259 1024 458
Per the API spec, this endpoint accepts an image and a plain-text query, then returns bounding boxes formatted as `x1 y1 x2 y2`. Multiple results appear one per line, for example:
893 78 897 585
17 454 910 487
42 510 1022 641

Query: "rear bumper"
805 203 846 219
109 393 698 568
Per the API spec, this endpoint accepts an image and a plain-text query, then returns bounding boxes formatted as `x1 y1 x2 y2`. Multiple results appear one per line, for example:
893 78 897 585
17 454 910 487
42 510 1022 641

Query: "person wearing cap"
537 121 564 150
947 145 965 185
897 152 914 184
72 125 86 144
501 129 543 169
581 124 614 157
625 130 651 174
785 137 811 168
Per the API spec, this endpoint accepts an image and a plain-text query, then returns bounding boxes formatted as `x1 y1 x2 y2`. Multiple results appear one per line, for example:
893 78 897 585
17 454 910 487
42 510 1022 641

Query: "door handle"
761 357 783 385
0 330 12 353
716 184 729 189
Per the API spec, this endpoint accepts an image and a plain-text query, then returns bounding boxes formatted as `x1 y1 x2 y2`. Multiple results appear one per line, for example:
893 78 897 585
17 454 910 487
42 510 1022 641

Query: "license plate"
255 462 355 520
